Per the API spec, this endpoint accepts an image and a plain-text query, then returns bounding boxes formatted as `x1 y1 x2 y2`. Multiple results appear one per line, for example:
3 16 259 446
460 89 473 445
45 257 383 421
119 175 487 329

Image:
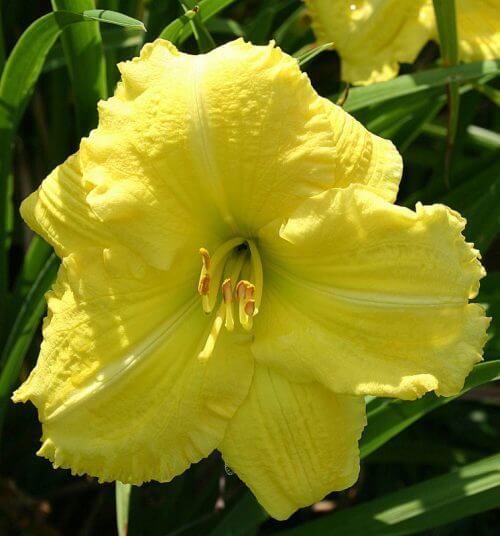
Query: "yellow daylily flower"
305 0 500 85
13 39 489 520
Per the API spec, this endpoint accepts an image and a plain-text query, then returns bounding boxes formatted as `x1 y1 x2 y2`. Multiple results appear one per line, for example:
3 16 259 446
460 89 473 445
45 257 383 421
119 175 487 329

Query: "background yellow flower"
306 0 500 84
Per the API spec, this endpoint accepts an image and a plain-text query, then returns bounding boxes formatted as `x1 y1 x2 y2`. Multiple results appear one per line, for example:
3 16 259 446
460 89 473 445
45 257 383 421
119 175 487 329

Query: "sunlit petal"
256 185 489 399
220 365 365 520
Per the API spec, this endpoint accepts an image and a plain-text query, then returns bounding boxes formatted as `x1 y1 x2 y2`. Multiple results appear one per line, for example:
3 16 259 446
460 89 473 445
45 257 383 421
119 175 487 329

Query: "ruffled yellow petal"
256 185 489 400
20 153 111 258
325 100 402 202
305 0 434 85
220 365 365 520
306 0 500 85
451 0 500 62
84 38 345 244
13 247 253 484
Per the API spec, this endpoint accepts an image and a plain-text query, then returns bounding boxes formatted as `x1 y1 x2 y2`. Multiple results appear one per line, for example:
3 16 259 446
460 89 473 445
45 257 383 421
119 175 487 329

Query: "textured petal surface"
20 153 111 258
13 248 253 484
325 101 402 202
256 185 489 399
306 0 434 84
220 365 365 520
306 0 500 85
82 37 342 245
22 38 403 256
452 0 500 62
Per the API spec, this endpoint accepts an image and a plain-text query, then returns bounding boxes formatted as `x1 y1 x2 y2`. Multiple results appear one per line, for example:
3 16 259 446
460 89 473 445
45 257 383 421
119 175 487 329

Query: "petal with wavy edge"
255 185 489 400
20 153 112 258
306 1 500 85
325 100 402 202
305 0 434 85
13 247 254 484
78 37 343 263
220 365 365 520
22 39 403 265
451 0 500 62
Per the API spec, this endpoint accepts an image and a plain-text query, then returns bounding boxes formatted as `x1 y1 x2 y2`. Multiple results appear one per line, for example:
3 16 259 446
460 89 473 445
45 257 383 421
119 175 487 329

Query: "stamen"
236 280 254 331
197 237 245 314
198 274 210 295
198 304 225 362
196 238 263 339
244 299 255 316
236 280 246 300
222 278 234 331
199 247 210 270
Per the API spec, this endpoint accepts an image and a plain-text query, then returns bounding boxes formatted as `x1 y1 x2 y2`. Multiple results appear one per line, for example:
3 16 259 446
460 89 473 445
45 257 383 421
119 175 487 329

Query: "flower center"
197 237 263 361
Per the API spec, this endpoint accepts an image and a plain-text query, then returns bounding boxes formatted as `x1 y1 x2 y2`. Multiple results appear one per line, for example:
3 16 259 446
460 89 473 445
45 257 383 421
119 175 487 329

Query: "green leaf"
295 42 333 67
116 482 132 536
432 0 460 182
432 0 459 65
51 1 108 137
245 0 295 44
83 9 146 30
9 236 52 320
0 11 84 335
0 6 5 75
354 89 446 151
0 8 148 335
360 360 500 458
209 492 267 536
474 83 500 106
478 273 500 354
159 0 237 44
279 454 500 535
340 60 500 112
273 6 309 51
181 0 216 53
0 254 59 429
159 6 199 42
440 157 500 252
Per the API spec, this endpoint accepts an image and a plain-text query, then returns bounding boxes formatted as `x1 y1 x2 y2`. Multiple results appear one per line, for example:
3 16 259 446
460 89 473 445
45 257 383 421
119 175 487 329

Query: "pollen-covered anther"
222 278 233 303
199 247 210 270
236 280 247 300
198 274 210 295
244 299 255 317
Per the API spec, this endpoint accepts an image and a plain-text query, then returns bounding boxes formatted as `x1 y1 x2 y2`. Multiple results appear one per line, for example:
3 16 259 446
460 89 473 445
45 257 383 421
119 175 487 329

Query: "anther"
199 248 210 270
236 280 247 300
198 274 210 295
244 283 255 300
222 278 233 304
244 299 255 316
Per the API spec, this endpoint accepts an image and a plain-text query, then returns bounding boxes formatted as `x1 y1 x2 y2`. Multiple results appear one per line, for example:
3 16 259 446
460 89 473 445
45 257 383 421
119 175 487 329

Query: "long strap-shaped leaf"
209 360 500 535
0 253 59 431
341 60 500 113
0 11 80 336
51 0 108 136
432 0 460 183
361 360 500 457
0 9 144 338
159 0 236 43
279 453 500 535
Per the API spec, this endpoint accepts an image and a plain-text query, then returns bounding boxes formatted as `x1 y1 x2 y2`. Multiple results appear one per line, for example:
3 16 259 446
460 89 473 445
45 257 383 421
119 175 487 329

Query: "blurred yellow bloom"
13 39 489 520
306 0 500 84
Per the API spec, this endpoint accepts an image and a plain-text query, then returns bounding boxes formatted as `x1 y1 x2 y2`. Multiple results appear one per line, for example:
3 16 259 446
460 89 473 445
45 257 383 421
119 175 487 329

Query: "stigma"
197 237 263 362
